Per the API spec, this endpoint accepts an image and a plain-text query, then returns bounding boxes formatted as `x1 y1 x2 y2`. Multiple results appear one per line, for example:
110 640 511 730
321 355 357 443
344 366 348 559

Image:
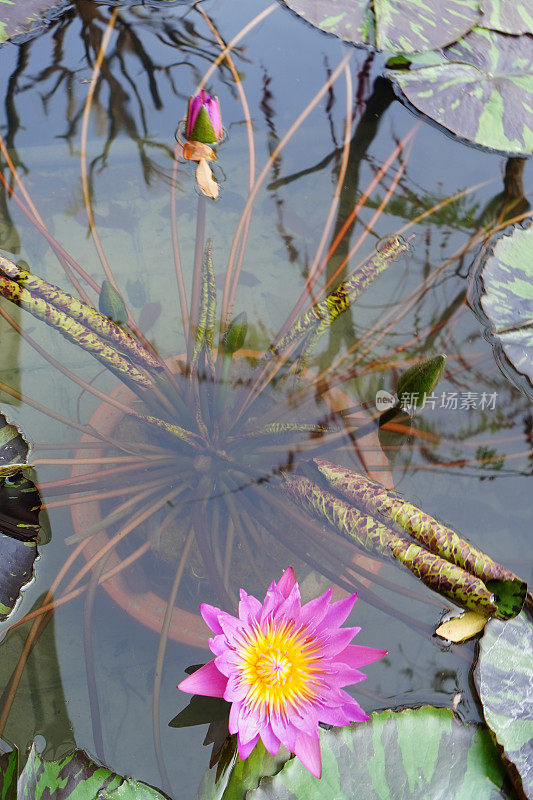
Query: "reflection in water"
0 1 531 796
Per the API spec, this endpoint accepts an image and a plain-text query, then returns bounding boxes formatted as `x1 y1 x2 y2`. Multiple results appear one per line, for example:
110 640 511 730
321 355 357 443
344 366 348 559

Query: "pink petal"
228 700 241 734
260 724 281 756
317 594 357 632
206 96 223 140
274 582 301 623
237 706 261 744
298 589 332 629
238 589 262 624
317 705 352 726
186 94 203 139
324 665 367 688
319 627 359 657
270 716 297 752
238 733 259 761
260 584 285 623
200 603 224 634
294 731 322 779
178 660 227 697
224 673 248 703
337 644 388 668
218 613 246 645
215 649 242 677
276 566 297 597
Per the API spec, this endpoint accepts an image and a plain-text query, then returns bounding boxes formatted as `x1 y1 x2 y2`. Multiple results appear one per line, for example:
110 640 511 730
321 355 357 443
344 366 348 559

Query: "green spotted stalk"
0 254 162 373
282 474 504 617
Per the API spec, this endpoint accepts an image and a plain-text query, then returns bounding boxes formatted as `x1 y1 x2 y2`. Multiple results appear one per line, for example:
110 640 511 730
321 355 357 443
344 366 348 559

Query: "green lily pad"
478 223 533 386
474 610 533 799
0 748 18 800
388 28 533 154
198 739 290 800
0 413 42 620
281 0 481 53
18 746 169 800
249 707 518 800
480 0 533 34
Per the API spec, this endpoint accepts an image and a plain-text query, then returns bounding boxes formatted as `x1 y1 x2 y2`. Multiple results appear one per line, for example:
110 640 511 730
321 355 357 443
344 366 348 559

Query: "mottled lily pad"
480 0 533 34
281 0 481 53
0 748 18 800
474 610 533 799
250 707 518 800
0 413 42 620
388 28 533 154
478 223 533 386
18 746 169 800
198 739 290 800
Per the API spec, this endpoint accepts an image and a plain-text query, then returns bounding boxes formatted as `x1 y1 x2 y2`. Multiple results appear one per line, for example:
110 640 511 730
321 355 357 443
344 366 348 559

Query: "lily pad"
250 707 518 800
480 0 533 34
388 28 533 154
18 746 169 800
281 0 481 53
478 223 533 386
0 413 42 620
0 748 18 800
198 739 290 800
474 610 533 799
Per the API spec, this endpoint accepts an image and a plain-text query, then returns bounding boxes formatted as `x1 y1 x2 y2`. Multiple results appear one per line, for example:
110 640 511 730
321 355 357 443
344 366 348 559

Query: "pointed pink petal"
260 724 281 756
294 731 322 779
298 589 332 629
318 594 357 632
186 95 203 139
238 590 262 624
260 584 285 623
237 706 261 744
228 700 241 735
274 582 301 623
324 665 367 688
276 566 297 597
317 705 352 726
178 660 227 697
215 649 242 677
237 733 259 761
319 627 359 657
200 603 224 634
270 716 297 752
337 644 388 668
218 613 246 645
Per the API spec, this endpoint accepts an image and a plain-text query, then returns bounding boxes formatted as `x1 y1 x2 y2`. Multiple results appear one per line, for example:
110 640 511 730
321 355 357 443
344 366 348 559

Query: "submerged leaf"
479 222 533 386
196 158 219 199
436 610 488 642
169 695 230 728
250 707 517 799
388 28 533 154
474 610 533 799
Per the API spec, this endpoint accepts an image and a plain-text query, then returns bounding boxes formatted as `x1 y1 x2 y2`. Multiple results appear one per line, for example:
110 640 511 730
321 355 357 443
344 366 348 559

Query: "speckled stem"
0 254 162 372
282 474 499 616
0 273 152 388
314 459 519 584
269 235 409 357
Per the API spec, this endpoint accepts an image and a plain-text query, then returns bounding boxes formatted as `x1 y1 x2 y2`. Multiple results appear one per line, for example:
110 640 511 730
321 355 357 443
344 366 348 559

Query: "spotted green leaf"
281 0 480 53
0 413 42 620
480 0 533 34
478 222 533 386
249 707 518 800
388 28 533 154
0 749 18 800
18 746 169 800
198 739 290 800
474 610 533 799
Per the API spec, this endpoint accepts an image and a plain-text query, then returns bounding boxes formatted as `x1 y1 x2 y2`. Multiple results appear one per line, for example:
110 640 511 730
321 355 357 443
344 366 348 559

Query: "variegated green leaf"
0 413 41 620
478 222 533 386
0 748 17 800
250 708 518 800
198 739 290 800
480 0 533 34
18 747 169 800
281 0 480 53
388 28 533 154
474 610 533 799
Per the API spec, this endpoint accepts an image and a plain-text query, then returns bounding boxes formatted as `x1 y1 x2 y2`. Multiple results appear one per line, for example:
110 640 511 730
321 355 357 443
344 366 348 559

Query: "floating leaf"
281 0 480 53
480 0 533 35
250 707 518 800
196 158 219 200
436 610 488 642
478 223 533 386
198 739 290 800
388 28 533 154
0 413 42 620
474 610 533 798
0 748 18 800
17 746 169 800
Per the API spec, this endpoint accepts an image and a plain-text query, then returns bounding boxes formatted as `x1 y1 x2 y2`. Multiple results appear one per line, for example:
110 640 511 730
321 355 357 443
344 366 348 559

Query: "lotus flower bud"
185 90 223 144
397 354 446 407
220 312 247 355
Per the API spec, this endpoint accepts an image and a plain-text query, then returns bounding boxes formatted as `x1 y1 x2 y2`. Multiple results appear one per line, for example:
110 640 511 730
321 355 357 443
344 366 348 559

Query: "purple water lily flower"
186 90 223 144
178 567 387 778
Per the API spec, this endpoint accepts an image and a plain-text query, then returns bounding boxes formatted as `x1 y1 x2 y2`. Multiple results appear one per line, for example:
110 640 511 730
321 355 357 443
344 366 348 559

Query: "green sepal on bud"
220 312 247 355
99 280 128 325
189 106 218 145
397 354 446 407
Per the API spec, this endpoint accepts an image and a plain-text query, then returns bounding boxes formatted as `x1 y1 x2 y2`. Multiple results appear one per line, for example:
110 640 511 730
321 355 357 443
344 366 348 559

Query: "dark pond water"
0 1 531 797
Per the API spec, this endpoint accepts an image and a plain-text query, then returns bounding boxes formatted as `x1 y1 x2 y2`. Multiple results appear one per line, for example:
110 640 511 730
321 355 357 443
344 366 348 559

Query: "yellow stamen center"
237 619 322 715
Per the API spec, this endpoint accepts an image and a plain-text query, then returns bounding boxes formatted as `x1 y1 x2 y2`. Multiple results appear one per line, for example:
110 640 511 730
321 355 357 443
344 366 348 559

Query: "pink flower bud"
185 90 223 144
